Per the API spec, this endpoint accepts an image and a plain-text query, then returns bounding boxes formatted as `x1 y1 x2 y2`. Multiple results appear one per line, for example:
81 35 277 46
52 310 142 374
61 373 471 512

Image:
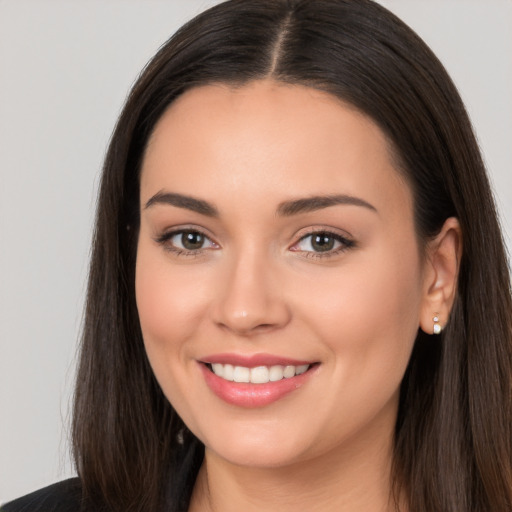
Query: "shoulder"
1 478 82 512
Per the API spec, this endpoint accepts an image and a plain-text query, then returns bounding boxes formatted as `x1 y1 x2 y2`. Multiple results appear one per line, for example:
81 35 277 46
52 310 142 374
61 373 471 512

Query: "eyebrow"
144 191 219 217
144 191 377 217
276 194 378 216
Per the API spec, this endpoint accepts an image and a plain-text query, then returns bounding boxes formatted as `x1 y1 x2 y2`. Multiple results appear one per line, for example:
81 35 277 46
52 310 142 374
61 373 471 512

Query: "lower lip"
199 363 317 408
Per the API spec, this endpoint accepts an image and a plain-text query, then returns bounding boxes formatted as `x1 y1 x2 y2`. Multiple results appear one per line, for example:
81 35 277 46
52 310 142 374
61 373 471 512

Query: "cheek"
135 242 210 362
346 257 421 340
298 239 423 386
291 245 423 449
134 241 219 424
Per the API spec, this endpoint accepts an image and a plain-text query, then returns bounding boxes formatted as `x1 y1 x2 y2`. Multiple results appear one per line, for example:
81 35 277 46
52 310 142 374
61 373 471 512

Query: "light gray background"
1 0 510 503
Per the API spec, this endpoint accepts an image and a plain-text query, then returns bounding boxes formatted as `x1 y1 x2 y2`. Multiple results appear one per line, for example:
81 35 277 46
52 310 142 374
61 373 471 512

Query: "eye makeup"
153 225 356 260
290 229 356 260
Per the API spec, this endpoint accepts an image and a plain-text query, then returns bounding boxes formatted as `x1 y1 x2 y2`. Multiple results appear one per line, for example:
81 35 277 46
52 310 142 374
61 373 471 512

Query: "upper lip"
200 353 316 367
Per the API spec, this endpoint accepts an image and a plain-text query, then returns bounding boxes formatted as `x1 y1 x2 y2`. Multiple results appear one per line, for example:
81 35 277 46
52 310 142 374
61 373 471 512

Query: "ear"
419 217 462 335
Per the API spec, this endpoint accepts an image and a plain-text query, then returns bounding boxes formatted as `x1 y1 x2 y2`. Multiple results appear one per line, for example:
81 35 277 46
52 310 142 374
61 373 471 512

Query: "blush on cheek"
137 278 198 346
135 248 214 358
308 248 420 361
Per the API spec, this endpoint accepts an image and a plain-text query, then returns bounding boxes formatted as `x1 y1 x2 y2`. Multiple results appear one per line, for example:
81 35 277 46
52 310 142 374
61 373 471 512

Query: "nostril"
254 323 277 332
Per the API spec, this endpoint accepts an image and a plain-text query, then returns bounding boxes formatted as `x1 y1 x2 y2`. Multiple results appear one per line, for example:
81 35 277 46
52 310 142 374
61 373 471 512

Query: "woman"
4 0 511 511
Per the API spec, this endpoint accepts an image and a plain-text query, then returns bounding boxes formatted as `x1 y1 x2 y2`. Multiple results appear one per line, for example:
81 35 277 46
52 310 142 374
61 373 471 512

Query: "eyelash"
154 228 355 259
290 230 356 259
155 229 218 258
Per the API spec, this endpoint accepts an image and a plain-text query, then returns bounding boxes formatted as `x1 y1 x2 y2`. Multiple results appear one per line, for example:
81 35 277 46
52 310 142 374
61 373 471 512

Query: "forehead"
141 80 411 220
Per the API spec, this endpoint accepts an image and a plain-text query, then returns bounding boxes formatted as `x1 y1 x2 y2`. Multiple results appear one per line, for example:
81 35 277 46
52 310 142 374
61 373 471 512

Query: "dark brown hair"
72 1 512 510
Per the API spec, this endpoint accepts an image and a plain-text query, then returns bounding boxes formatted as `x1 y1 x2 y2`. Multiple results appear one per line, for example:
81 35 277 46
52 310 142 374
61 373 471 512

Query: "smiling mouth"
205 363 313 384
200 359 319 407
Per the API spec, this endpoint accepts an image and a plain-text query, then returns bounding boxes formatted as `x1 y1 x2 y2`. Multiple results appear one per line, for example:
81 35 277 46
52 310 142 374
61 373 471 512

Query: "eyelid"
289 227 356 257
154 225 220 256
153 224 355 259
154 223 217 241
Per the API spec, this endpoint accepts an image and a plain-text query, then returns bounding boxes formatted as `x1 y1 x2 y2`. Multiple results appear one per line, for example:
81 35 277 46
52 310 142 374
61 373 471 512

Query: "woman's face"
136 80 428 468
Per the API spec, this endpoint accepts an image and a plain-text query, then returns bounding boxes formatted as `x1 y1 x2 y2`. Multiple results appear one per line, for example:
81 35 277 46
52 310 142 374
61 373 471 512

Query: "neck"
189 418 403 512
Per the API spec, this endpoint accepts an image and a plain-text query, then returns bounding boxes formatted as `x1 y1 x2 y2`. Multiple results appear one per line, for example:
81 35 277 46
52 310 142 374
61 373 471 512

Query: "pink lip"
200 352 313 368
198 357 318 408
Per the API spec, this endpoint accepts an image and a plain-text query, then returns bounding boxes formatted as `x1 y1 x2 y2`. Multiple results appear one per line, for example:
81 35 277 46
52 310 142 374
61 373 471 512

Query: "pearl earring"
433 314 442 335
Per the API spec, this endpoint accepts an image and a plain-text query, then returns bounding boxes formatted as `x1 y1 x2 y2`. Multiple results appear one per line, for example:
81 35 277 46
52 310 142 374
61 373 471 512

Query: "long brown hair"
72 1 512 510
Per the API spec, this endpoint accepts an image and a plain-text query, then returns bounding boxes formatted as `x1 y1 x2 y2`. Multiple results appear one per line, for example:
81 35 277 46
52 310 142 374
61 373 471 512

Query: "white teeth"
223 364 234 381
269 365 284 382
283 365 295 378
250 366 269 384
295 364 309 375
233 366 250 383
209 363 311 383
211 363 224 378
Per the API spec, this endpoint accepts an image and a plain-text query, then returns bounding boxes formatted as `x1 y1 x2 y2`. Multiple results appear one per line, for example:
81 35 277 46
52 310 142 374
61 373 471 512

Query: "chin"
195 418 318 469
206 442 304 469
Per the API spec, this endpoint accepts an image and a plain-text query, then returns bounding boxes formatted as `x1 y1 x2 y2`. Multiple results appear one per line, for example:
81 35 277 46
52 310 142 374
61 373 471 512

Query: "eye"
172 231 212 250
156 229 218 255
291 231 355 257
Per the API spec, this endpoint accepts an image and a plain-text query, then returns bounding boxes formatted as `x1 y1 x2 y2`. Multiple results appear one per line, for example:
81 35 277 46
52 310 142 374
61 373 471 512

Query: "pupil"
312 234 334 252
182 232 204 250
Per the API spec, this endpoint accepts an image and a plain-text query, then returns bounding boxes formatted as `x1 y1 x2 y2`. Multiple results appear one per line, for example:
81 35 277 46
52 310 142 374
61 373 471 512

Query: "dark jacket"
1 479 82 512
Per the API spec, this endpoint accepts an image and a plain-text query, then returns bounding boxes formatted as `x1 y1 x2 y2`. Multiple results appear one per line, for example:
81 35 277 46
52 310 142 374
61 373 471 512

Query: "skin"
136 80 461 512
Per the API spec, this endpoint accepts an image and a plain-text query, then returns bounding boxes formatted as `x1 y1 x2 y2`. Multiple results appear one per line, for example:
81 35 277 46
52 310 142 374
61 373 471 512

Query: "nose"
212 250 291 336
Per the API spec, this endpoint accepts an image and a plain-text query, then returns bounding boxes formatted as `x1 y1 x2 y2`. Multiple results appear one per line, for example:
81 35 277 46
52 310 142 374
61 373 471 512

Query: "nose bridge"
214 242 289 334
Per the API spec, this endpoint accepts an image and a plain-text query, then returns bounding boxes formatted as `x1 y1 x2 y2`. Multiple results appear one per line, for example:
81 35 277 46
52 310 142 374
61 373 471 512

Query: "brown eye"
310 234 336 252
291 231 355 257
156 229 218 255
180 231 206 250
